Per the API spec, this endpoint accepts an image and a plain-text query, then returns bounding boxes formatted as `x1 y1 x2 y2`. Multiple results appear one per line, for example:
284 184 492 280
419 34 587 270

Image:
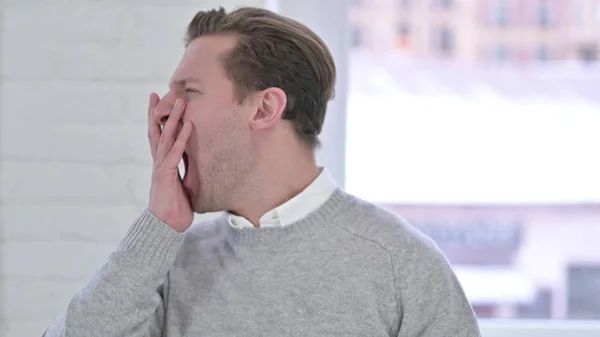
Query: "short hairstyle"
185 7 336 149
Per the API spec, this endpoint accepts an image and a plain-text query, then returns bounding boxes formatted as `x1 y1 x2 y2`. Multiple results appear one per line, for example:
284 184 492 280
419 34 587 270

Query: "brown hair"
184 7 336 149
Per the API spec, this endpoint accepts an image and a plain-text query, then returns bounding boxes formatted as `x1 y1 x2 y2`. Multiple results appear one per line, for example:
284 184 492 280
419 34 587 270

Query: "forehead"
170 34 239 83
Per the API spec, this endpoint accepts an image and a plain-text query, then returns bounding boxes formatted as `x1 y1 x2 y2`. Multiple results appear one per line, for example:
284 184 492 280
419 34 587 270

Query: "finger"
164 121 193 169
147 93 161 161
156 98 186 163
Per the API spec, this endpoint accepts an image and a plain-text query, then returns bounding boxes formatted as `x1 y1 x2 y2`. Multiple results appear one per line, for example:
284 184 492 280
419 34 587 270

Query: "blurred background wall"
0 1 265 336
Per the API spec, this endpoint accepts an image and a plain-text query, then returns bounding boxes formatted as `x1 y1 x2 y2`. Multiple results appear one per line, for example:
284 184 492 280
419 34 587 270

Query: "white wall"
0 0 351 335
0 1 263 336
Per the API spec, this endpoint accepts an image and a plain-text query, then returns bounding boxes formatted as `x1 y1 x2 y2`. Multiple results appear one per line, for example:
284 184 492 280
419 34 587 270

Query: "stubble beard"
191 154 256 214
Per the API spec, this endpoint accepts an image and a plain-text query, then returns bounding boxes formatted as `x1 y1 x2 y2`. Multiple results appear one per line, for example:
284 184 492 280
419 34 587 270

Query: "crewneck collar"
223 189 351 245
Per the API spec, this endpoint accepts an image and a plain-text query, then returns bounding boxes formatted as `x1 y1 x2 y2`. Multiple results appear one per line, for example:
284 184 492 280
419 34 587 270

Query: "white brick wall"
0 1 264 336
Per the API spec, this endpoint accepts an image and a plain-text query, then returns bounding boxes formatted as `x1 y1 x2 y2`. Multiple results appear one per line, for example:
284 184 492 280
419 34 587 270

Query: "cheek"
184 103 211 142
185 100 244 148
187 118 222 163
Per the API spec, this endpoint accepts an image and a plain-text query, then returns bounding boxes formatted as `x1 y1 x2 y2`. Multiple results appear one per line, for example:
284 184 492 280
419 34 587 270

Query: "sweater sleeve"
42 209 186 337
394 234 481 337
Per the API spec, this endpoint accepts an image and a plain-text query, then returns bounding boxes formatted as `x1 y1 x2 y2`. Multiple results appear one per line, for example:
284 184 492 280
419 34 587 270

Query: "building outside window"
347 0 600 334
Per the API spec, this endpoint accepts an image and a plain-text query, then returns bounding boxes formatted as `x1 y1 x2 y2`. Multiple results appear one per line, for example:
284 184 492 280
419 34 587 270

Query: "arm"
394 235 481 337
42 210 186 337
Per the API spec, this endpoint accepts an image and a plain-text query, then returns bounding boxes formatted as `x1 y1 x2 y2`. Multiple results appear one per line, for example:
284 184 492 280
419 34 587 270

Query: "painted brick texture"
0 1 264 336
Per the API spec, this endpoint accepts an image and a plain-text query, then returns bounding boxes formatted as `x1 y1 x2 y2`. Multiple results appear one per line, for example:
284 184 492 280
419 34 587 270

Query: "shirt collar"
229 167 337 229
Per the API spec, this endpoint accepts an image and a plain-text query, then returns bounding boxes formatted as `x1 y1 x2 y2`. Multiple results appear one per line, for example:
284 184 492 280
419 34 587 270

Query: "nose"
153 92 178 126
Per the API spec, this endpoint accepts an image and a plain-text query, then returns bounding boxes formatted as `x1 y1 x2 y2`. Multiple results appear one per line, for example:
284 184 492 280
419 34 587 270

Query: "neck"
228 144 320 227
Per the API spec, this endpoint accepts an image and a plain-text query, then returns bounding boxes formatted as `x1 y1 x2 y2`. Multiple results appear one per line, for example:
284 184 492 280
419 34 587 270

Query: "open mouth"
180 151 189 179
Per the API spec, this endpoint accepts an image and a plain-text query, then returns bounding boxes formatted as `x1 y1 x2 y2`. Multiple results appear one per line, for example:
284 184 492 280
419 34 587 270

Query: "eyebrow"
170 77 202 88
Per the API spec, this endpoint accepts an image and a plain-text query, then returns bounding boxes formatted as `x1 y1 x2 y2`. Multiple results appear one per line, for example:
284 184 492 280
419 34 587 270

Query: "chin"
185 184 204 212
190 199 203 214
191 191 228 214
191 198 215 214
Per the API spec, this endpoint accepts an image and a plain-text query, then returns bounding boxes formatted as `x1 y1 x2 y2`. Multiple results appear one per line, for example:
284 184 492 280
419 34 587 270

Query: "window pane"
493 0 509 27
538 1 551 28
348 0 600 321
494 45 508 62
536 45 549 61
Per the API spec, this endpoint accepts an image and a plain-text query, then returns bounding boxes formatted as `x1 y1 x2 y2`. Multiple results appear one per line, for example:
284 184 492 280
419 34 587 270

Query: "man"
43 6 480 337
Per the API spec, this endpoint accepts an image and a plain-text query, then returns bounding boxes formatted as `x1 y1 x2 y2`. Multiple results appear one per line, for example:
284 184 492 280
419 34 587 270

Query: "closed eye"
185 88 200 94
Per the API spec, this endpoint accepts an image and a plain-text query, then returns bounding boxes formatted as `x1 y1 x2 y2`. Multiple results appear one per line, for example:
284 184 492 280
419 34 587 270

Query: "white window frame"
478 319 600 337
267 0 600 336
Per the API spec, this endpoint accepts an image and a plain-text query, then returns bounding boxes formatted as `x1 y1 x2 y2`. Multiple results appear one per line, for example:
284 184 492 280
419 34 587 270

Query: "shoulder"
333 191 458 292
334 191 443 261
336 192 477 328
176 213 230 253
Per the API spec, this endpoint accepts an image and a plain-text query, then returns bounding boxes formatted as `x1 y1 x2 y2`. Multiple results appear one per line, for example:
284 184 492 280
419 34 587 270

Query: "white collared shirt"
229 167 338 229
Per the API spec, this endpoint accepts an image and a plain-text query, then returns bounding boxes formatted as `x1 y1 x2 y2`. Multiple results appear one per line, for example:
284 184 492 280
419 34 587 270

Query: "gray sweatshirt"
42 189 481 336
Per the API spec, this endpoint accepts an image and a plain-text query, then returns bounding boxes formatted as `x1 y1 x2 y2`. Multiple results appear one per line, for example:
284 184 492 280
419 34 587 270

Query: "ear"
250 87 287 131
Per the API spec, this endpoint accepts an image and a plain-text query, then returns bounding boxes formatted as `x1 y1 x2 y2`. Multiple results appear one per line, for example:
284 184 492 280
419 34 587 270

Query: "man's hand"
147 93 194 232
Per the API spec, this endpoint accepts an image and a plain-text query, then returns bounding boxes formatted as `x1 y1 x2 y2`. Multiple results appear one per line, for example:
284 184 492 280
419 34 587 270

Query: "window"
493 0 509 27
538 1 551 28
579 45 598 63
344 0 600 334
570 0 584 26
536 45 549 61
495 45 508 62
396 22 411 49
351 24 361 48
433 26 454 55
397 22 410 35
435 0 453 9
568 266 600 319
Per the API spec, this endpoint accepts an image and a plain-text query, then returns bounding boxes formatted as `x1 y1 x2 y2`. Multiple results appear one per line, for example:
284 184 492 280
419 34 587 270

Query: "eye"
185 88 200 94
